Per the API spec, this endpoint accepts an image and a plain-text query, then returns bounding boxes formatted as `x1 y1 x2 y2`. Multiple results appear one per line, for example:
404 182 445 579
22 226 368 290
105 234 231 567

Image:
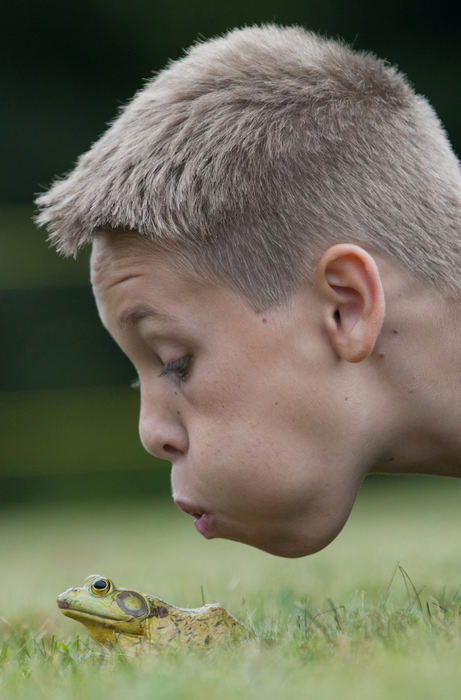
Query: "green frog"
57 574 245 651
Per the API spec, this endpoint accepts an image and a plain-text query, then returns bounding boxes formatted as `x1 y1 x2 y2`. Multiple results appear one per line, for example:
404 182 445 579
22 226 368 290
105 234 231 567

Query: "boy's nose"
139 402 188 461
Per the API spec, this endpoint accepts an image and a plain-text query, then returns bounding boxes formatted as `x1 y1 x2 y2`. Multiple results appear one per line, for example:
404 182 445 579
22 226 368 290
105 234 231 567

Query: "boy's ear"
314 244 385 362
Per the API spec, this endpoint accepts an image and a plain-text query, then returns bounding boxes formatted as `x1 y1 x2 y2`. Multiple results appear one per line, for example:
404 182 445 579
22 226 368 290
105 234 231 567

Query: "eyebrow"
118 305 176 328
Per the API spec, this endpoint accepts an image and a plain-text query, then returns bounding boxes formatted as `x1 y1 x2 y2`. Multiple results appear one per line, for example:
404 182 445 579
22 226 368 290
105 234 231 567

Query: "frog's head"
57 575 152 642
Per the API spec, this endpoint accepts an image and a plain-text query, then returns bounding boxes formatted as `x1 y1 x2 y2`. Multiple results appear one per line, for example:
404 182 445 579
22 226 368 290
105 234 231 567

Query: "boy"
35 25 461 558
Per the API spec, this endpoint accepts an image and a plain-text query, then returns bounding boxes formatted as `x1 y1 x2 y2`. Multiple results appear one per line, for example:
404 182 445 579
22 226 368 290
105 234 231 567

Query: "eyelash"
159 355 191 381
130 355 192 390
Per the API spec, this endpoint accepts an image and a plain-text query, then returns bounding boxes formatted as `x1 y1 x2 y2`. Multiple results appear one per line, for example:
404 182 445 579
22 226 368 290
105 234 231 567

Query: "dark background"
2 0 460 503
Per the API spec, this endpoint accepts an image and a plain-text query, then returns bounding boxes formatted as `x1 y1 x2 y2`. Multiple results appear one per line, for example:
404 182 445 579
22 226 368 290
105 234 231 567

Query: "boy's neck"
368 258 461 478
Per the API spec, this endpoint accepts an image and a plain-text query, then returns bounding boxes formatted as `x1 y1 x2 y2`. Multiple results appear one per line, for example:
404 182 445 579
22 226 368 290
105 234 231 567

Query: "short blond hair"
35 24 461 308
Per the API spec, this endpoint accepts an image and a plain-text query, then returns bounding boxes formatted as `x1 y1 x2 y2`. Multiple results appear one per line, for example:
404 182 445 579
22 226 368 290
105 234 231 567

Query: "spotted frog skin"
57 575 245 650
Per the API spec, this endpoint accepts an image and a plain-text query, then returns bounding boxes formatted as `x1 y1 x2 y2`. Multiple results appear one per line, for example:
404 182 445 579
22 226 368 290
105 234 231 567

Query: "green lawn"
1 477 461 698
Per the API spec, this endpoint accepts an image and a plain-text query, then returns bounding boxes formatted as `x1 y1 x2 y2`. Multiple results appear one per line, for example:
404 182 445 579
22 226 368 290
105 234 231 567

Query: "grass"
1 476 461 698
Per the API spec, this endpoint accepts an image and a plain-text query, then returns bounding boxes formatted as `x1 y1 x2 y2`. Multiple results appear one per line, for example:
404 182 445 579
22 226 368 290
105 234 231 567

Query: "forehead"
91 231 206 295
90 231 254 325
91 231 176 278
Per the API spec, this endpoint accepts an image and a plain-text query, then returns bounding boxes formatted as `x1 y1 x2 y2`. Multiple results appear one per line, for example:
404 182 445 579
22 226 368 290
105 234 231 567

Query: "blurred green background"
2 0 460 504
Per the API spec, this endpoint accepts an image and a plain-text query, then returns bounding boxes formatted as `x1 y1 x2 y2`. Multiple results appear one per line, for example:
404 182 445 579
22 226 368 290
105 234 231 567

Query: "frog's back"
146 601 245 646
185 603 244 644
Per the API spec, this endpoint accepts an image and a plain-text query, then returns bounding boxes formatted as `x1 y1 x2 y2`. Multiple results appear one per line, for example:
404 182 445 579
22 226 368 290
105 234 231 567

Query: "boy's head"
36 25 461 557
36 24 461 307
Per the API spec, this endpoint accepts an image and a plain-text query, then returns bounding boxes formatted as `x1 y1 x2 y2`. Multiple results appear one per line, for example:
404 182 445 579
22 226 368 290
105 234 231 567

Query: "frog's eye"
91 578 111 596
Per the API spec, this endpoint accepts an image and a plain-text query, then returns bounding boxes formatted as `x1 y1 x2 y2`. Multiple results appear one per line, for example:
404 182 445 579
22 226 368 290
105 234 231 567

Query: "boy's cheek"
186 424 315 506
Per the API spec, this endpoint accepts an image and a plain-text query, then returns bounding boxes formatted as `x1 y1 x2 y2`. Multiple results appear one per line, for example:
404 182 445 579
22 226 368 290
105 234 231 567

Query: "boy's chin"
255 538 329 558
224 527 335 559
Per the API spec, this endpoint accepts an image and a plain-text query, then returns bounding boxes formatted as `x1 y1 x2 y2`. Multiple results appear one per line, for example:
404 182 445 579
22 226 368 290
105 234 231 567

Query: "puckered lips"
174 499 215 539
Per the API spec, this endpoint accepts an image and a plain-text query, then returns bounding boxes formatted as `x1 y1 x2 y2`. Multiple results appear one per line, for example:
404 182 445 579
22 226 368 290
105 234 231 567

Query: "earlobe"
314 244 385 363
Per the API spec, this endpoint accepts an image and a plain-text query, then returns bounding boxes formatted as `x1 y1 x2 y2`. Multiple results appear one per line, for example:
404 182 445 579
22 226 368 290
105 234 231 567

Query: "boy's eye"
159 355 191 381
130 377 140 390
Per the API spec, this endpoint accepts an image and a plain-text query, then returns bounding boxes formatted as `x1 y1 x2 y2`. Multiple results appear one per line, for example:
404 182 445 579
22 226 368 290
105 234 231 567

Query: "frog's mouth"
60 609 129 625
57 600 130 625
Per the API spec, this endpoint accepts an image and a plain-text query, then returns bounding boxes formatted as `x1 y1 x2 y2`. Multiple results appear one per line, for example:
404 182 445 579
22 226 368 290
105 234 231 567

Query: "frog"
57 574 245 651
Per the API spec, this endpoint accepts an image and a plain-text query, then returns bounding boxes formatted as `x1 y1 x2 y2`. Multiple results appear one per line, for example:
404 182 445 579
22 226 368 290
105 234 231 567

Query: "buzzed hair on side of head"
35 24 461 308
